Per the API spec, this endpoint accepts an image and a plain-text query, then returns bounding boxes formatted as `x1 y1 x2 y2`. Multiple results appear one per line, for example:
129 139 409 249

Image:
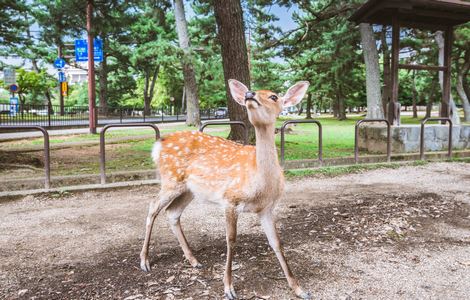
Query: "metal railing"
280 120 323 166
0 103 220 127
0 125 50 189
199 121 248 145
420 118 452 160
355 119 391 163
99 123 160 184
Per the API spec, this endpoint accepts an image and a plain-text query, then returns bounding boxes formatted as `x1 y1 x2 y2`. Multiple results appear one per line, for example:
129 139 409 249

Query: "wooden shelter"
350 0 470 124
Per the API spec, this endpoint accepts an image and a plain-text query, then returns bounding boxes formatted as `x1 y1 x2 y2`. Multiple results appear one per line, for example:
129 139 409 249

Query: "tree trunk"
425 101 433 118
45 89 54 116
174 0 200 127
381 26 391 114
214 0 254 143
464 67 470 100
98 39 108 115
143 70 150 116
411 70 418 118
425 77 439 119
435 31 460 124
338 91 346 120
332 99 338 118
306 92 312 119
360 23 384 119
143 67 159 116
456 50 470 121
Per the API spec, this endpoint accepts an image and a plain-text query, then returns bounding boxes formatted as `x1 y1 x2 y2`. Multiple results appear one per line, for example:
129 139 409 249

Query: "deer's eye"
269 95 278 102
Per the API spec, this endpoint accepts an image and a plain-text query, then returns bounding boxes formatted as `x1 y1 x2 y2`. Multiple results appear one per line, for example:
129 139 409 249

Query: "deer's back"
153 131 258 201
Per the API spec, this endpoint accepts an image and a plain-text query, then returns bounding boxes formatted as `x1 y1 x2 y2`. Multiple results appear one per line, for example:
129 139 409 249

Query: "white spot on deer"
173 146 180 151
184 147 190 153
167 142 173 147
151 141 162 162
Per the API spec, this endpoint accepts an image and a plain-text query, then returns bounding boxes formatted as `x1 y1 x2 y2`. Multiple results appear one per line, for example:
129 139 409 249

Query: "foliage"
1 0 468 117
0 0 29 57
66 83 89 107
15 69 55 105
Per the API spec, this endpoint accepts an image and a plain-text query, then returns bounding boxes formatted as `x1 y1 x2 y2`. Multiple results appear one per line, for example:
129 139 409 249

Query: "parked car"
214 107 228 118
30 109 49 116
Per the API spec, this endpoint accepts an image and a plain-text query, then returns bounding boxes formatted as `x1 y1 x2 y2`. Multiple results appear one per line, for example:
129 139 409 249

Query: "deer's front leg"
224 207 238 299
259 209 312 300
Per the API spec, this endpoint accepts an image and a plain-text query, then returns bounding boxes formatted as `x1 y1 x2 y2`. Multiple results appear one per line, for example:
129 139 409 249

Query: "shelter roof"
350 0 470 30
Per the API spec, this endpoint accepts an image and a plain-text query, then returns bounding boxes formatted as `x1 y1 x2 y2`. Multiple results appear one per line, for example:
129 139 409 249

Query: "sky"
268 4 298 32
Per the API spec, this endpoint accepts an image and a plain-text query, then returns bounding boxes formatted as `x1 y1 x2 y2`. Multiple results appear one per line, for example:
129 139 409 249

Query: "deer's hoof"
140 259 151 272
193 262 203 269
224 286 237 300
298 291 312 300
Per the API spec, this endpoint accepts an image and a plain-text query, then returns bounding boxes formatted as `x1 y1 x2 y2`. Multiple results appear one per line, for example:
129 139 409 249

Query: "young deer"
140 79 311 299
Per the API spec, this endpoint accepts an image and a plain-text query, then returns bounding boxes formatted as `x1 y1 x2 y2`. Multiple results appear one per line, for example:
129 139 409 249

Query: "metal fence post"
199 121 248 145
420 117 452 160
280 120 323 167
354 119 391 163
0 125 50 189
100 123 160 184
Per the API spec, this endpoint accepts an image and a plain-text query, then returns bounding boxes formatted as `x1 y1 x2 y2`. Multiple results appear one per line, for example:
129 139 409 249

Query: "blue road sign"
94 39 103 62
9 84 19 93
10 97 18 116
54 58 66 68
75 38 103 62
58 71 66 82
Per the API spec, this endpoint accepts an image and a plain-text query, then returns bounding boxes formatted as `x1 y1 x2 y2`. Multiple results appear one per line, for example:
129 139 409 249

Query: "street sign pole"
87 0 97 134
58 46 64 116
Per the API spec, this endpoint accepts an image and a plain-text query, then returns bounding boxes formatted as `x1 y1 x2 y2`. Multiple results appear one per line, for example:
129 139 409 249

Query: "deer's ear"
282 81 309 108
228 79 249 106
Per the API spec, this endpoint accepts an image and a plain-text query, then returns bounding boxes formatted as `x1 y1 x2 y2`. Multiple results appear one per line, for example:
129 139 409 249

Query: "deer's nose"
245 91 256 99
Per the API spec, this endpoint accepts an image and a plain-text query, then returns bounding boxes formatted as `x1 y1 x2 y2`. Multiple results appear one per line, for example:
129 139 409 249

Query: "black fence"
0 103 222 127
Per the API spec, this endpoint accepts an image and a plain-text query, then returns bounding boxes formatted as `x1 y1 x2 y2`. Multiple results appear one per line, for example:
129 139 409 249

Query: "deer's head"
228 79 309 127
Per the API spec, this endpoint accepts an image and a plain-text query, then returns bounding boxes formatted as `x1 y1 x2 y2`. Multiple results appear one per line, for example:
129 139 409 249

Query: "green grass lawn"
2 113 463 177
124 114 426 162
3 113 440 156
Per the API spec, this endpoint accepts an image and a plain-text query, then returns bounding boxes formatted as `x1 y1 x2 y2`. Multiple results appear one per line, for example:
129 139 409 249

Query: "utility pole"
87 0 97 134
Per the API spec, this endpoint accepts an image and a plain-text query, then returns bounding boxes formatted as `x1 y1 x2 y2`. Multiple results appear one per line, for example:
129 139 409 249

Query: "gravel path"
1 162 469 299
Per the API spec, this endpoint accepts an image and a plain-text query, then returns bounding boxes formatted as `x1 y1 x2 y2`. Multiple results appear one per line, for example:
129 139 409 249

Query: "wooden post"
87 0 97 134
441 26 453 119
389 16 400 125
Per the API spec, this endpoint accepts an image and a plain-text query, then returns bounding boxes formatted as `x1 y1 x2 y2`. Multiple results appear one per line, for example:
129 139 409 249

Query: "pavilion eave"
350 0 470 29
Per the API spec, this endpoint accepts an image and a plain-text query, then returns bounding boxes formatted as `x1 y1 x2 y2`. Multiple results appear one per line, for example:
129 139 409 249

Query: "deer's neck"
254 124 281 179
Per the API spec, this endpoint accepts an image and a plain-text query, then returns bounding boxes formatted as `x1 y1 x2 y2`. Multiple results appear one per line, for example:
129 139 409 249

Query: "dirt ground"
1 162 469 300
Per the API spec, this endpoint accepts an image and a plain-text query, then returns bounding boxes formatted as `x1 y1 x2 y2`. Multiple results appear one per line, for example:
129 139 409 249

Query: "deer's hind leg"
166 191 202 268
140 185 186 272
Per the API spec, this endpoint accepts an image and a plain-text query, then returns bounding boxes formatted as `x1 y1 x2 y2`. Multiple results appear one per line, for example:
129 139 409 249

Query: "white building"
63 64 88 85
